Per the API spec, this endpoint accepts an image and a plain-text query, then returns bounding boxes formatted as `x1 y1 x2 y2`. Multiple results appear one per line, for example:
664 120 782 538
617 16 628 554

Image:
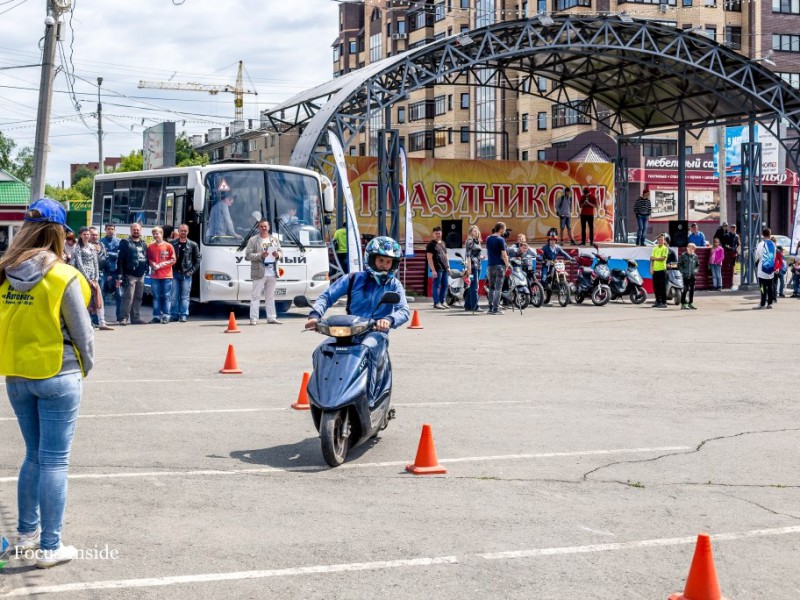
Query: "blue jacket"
310 271 410 328
100 235 120 273
541 243 571 261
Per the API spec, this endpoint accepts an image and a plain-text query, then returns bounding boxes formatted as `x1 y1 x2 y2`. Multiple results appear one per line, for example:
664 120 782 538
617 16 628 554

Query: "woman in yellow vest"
0 198 94 569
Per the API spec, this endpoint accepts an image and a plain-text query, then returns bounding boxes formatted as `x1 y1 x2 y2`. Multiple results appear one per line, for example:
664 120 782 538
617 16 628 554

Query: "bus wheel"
276 301 292 314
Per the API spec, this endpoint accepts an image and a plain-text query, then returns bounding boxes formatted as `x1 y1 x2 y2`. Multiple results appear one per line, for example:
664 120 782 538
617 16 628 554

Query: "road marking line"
478 525 800 560
0 556 459 597
0 446 690 483
0 400 531 422
3 526 800 596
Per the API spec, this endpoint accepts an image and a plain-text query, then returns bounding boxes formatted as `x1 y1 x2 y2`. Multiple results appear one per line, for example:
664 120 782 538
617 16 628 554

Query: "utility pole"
717 125 727 226
97 76 104 175
30 0 71 201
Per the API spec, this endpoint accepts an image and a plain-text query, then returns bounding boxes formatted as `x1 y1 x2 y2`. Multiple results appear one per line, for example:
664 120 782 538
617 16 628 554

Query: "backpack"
761 240 776 275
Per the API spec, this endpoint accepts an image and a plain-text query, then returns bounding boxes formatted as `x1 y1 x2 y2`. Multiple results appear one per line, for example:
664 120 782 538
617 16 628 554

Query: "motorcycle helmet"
364 236 403 285
663 233 671 244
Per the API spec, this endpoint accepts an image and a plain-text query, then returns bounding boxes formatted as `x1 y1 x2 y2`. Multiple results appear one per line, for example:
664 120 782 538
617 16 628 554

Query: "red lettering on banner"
359 182 377 217
456 183 479 216
410 182 432 217
431 183 455 217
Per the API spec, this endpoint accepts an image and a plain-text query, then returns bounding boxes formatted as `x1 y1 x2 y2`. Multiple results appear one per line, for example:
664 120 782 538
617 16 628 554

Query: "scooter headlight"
326 322 371 337
316 322 331 336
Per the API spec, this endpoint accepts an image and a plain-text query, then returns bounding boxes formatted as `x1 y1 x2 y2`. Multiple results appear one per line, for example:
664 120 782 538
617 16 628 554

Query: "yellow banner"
341 157 615 243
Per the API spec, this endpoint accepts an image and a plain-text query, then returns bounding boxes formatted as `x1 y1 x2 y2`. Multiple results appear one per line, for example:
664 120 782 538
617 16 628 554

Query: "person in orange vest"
0 198 94 569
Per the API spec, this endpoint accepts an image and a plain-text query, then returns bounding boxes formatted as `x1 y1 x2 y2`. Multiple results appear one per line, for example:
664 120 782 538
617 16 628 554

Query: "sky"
0 0 340 186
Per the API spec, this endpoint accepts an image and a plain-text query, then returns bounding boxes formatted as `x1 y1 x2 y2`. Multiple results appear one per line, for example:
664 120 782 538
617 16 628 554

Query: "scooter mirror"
293 296 310 308
379 291 401 305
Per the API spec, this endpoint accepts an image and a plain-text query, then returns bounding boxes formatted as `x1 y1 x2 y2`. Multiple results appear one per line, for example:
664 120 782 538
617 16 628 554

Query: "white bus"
91 163 335 312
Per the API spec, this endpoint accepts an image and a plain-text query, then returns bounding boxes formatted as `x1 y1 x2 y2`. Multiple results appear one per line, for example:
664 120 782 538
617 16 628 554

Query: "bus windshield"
203 169 324 247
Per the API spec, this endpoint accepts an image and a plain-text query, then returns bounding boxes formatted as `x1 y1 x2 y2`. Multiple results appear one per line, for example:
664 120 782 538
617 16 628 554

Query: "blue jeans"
487 265 505 312
171 272 192 319
464 270 479 310
636 215 649 245
150 278 172 318
710 264 722 288
432 269 448 305
103 273 122 321
793 273 800 295
7 372 82 550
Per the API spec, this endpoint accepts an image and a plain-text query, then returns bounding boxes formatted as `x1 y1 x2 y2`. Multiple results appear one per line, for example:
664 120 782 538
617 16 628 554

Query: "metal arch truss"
261 15 800 173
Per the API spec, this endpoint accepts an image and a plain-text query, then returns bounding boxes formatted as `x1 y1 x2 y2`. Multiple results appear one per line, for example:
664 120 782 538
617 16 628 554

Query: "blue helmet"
364 236 402 285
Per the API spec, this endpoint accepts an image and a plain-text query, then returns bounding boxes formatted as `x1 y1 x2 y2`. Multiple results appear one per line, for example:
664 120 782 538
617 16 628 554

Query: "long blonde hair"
0 221 65 285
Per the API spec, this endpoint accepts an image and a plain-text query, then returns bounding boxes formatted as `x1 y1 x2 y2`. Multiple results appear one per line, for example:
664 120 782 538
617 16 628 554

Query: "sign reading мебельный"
340 157 615 242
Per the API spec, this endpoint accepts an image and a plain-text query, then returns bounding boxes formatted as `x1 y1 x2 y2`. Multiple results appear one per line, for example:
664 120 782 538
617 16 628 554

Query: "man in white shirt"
245 219 283 324
754 227 777 309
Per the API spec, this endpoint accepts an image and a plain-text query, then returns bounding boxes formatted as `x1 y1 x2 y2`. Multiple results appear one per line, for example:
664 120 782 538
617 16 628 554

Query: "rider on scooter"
540 231 573 282
305 237 410 390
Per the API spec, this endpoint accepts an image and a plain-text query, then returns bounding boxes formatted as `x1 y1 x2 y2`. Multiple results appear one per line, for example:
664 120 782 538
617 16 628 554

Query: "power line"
0 0 29 17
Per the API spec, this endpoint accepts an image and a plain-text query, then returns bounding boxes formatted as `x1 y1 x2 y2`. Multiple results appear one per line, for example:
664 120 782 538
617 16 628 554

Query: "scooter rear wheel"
320 410 350 468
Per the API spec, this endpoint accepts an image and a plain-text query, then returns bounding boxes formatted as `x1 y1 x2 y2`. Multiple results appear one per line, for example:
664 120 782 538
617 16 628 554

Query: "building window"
537 150 546 160
521 113 529 132
448 94 453 111
460 0 469 7
460 127 470 143
619 0 676 4
683 0 692 6
701 25 716 41
409 100 434 121
773 33 800 52
476 0 495 28
435 0 446 21
537 77 547 92
409 10 432 31
397 20 407 34
724 0 741 9
398 106 406 124
537 112 547 130
777 72 800 88
333 45 340 62
773 0 800 12
369 33 382 62
553 0 591 9
448 128 453 144
434 95 447 116
641 139 678 157
704 145 715 154
475 68 496 159
725 26 742 50
551 100 591 128
434 129 447 147
369 111 384 156
349 40 357 54
409 131 432 152
349 146 357 156
460 93 470 109
521 150 529 161
359 143 366 156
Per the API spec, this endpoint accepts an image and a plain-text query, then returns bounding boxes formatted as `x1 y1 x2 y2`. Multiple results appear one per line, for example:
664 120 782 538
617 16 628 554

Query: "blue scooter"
295 292 399 467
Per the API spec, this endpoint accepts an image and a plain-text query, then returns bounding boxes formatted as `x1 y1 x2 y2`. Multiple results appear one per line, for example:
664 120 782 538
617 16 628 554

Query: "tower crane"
137 60 256 123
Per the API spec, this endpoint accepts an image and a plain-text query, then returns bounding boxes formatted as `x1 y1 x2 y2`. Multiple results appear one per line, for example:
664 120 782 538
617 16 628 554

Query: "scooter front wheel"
320 410 350 468
558 282 570 307
630 287 647 304
530 282 544 308
591 285 611 306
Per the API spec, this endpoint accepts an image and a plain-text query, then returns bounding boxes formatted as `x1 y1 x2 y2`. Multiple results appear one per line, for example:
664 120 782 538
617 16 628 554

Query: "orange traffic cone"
405 424 447 475
219 344 243 374
668 534 729 600
291 372 311 410
407 309 423 329
224 312 241 333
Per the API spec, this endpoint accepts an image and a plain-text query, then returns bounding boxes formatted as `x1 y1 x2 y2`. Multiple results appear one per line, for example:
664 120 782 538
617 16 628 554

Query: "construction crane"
138 60 256 123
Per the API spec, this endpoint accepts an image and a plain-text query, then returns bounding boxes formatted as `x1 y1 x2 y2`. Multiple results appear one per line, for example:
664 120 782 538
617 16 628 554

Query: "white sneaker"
36 544 77 569
267 319 282 324
250 320 258 326
15 529 40 551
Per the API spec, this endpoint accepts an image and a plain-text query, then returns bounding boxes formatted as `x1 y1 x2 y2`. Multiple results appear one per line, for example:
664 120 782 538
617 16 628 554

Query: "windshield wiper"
275 217 306 253
237 220 260 253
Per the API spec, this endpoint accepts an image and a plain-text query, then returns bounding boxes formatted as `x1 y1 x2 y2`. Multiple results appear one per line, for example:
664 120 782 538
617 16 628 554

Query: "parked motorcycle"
666 266 684 306
519 254 545 308
596 254 647 304
445 252 469 307
500 257 531 311
543 258 572 307
572 254 611 306
294 293 400 467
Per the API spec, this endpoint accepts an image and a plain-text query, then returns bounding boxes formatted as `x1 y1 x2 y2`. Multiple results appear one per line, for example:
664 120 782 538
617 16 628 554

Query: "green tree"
73 175 94 199
0 130 33 183
72 166 95 186
176 133 208 167
44 184 88 204
117 150 143 172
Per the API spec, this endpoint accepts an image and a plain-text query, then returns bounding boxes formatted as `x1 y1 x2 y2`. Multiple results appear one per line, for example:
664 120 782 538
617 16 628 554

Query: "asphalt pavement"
0 291 798 599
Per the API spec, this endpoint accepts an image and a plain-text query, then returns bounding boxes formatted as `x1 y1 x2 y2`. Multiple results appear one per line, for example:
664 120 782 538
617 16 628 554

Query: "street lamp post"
97 76 104 175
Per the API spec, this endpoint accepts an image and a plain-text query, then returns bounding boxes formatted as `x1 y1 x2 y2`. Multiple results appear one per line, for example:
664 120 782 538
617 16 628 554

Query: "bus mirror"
321 176 335 213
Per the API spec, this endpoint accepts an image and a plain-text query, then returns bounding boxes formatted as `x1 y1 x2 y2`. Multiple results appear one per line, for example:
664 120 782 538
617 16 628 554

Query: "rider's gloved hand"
505 266 512 277
375 318 391 332
305 318 318 330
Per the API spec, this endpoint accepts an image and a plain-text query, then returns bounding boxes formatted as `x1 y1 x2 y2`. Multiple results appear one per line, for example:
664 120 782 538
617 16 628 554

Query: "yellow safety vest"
0 261 90 379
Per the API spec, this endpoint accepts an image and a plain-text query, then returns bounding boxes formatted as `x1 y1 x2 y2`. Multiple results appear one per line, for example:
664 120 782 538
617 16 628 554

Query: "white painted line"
478 525 800 560
0 556 459 597
0 446 691 483
0 400 531 422
3 526 800 597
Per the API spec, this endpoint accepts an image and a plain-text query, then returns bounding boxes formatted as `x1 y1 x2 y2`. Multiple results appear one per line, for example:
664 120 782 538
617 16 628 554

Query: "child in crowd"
773 245 786 300
708 237 724 290
678 242 699 310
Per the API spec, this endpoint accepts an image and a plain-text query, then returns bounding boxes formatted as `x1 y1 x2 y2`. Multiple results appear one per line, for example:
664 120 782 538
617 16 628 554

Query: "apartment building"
331 0 800 235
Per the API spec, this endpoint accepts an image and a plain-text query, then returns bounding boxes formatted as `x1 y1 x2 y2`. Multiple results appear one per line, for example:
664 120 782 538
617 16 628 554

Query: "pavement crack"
715 491 800 521
582 427 800 482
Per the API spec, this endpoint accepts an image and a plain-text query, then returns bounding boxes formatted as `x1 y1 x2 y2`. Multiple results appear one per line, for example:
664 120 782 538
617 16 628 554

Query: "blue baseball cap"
25 198 73 233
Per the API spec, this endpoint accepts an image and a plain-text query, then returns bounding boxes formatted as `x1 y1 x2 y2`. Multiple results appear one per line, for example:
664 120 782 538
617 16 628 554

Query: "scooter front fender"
308 341 370 413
